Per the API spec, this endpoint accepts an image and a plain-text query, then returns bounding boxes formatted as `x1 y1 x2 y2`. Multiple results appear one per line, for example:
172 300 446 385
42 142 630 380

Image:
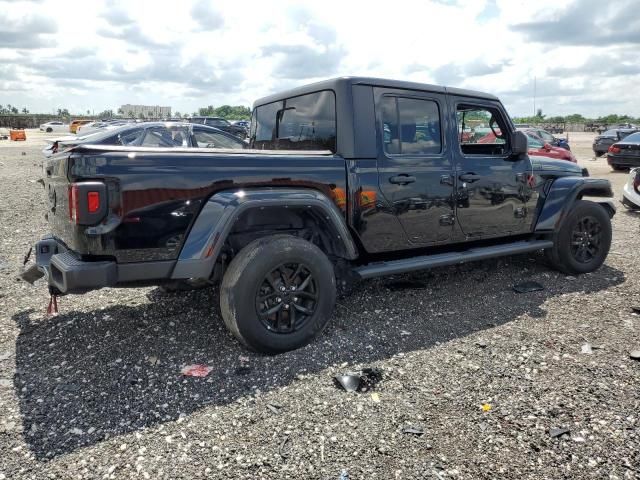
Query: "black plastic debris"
549 427 570 438
402 425 424 436
334 368 383 393
384 280 427 291
631 306 640 314
234 366 252 375
513 281 544 293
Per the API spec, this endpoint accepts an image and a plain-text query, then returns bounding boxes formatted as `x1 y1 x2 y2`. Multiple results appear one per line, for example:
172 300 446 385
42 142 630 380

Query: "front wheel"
46 128 53 133
220 235 336 354
545 200 612 274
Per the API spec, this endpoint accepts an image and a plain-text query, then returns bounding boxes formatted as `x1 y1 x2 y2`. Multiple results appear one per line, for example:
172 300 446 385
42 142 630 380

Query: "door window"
193 130 244 149
456 105 508 155
381 96 442 155
141 126 189 147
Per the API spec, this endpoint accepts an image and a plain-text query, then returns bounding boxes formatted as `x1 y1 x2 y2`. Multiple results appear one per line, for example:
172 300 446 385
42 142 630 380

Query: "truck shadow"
12 254 624 459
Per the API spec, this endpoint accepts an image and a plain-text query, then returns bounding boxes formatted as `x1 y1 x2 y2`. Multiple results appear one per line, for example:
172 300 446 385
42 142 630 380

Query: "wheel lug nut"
276 297 281 302
279 286 286 292
284 304 290 309
293 297 298 302
290 286 296 291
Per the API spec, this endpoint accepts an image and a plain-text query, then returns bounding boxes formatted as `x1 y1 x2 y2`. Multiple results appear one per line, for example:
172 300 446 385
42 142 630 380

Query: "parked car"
479 131 576 162
523 127 570 150
28 77 614 354
607 131 640 170
76 120 132 135
593 128 639 156
189 116 247 139
621 168 640 209
70 120 92 134
525 132 576 162
42 122 246 157
39 121 69 133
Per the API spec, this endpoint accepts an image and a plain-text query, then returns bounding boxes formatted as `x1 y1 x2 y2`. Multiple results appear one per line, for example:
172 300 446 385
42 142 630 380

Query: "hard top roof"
253 76 498 107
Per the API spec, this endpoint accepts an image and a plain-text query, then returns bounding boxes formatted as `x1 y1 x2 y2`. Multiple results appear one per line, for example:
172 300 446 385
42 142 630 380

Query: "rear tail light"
68 182 107 224
87 191 100 213
608 145 621 154
68 184 79 223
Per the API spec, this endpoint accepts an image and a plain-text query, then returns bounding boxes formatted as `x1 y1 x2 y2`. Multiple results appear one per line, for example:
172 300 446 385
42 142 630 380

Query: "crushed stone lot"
0 131 639 479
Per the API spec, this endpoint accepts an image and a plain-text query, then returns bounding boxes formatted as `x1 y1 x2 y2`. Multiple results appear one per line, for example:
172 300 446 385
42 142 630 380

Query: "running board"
355 240 554 280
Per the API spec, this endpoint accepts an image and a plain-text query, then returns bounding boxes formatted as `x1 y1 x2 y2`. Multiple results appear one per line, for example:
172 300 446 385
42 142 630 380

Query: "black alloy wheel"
544 200 611 274
255 263 318 334
569 216 603 264
220 235 336 354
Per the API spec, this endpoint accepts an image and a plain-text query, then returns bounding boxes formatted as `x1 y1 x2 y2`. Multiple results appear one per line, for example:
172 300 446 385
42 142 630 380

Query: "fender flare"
535 177 614 232
171 188 358 279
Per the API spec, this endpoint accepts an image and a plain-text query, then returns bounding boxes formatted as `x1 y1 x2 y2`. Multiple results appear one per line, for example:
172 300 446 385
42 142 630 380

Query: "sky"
0 0 639 117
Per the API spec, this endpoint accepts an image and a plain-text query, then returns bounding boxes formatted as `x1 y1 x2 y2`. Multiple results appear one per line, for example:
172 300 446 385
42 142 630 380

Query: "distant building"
120 104 171 118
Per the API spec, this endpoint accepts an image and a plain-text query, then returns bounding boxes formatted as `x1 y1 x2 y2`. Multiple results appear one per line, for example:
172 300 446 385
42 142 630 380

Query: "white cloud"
0 0 638 117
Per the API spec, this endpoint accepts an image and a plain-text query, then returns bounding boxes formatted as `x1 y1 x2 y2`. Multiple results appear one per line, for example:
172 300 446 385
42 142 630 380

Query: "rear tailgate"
43 152 109 254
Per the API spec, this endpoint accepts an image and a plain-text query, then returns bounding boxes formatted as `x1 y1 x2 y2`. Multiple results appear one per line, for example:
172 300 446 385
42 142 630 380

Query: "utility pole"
533 76 537 117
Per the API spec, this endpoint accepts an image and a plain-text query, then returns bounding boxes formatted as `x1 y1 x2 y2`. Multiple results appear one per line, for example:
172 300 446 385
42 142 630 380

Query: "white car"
622 168 640 210
39 121 69 133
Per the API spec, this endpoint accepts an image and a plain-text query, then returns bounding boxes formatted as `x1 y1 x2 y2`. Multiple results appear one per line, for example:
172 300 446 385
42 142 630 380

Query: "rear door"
449 98 536 238
375 88 455 245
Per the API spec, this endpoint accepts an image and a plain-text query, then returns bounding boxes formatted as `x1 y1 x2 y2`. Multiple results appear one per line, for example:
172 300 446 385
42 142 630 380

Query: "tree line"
513 109 639 125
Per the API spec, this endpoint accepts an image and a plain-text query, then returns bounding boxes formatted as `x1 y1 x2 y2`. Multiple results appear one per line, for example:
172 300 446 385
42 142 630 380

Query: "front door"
449 99 536 239
375 88 455 245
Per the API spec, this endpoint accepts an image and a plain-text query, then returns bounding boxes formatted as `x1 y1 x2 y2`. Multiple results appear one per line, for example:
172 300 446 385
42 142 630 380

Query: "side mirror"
511 131 528 155
543 143 552 151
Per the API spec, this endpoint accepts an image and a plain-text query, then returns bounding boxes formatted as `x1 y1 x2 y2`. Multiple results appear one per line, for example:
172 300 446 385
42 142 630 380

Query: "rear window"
251 90 336 152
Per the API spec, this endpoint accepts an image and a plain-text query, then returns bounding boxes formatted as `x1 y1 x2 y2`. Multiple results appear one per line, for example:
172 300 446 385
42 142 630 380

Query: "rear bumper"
607 155 640 168
34 236 175 294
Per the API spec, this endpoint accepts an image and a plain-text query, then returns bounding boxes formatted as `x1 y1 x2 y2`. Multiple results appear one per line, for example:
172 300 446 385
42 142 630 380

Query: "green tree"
22 107 29 114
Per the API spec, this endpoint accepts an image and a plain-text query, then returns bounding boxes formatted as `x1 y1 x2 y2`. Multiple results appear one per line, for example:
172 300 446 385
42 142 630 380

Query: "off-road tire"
545 200 611 274
220 235 336 354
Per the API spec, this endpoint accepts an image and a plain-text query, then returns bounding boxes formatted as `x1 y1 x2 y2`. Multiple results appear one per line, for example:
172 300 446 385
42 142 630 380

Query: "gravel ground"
0 131 639 479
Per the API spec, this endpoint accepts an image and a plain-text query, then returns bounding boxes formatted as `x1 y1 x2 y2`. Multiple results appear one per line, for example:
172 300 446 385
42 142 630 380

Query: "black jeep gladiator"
31 77 615 353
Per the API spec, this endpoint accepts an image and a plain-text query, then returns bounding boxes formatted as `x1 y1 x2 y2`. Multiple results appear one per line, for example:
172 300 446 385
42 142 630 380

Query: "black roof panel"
253 76 498 107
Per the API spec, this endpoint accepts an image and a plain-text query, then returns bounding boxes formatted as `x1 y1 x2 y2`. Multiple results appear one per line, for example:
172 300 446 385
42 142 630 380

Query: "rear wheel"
612 165 626 171
220 235 336 354
46 128 52 133
545 200 611 274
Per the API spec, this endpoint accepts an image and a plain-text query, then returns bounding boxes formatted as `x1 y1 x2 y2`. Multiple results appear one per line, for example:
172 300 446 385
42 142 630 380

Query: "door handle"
389 174 416 185
459 173 481 182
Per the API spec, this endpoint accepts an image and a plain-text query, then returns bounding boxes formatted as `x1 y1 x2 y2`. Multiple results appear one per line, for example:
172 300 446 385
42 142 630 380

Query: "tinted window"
456 105 508 155
381 96 441 155
526 133 544 148
193 130 244 149
118 129 144 146
622 132 640 142
141 126 189 147
603 129 617 136
252 90 336 151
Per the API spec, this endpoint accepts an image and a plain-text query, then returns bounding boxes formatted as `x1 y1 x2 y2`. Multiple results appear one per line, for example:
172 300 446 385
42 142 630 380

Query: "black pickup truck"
31 77 615 353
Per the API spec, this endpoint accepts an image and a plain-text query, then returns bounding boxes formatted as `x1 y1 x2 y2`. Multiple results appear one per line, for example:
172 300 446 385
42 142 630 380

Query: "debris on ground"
512 281 545 293
549 427 570 438
334 368 382 392
481 403 492 412
266 403 282 414
338 469 350 480
402 426 424 436
631 306 640 314
630 350 640 361
180 364 212 377
370 392 380 403
581 343 593 354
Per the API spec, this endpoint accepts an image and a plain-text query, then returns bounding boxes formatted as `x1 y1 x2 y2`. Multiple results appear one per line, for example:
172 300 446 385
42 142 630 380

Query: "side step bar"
355 240 554 280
